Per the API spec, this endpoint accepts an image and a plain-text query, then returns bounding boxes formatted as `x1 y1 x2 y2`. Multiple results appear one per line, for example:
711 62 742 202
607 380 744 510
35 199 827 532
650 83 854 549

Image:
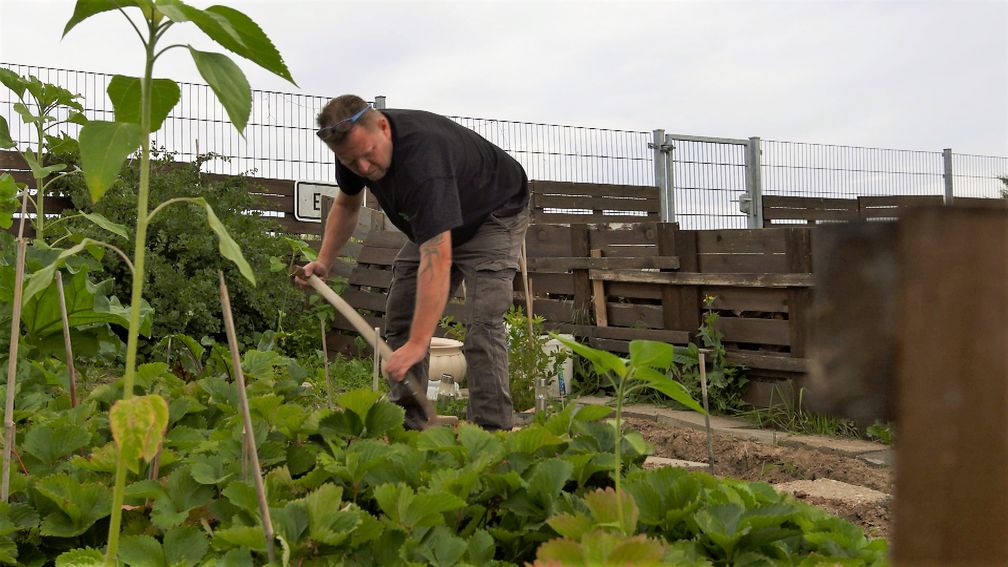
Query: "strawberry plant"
0 343 887 564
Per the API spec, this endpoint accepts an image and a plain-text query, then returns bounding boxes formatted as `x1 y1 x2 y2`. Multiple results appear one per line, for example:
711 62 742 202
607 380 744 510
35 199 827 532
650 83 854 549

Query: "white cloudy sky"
1 0 1006 155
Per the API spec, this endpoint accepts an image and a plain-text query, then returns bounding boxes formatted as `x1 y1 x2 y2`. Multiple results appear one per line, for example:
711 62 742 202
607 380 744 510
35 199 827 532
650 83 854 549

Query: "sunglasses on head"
316 105 371 141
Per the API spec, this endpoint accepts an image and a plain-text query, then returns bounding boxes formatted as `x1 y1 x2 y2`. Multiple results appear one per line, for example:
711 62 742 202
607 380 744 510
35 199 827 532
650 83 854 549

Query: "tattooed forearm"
418 232 447 283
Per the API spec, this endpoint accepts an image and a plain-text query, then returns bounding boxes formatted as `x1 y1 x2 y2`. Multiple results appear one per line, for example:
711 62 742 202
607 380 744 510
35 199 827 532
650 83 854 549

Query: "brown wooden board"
716 318 791 346
534 194 658 212
531 180 659 200
348 266 395 289
531 212 660 224
356 246 400 267
0 150 29 169
704 287 789 313
525 224 574 257
696 229 788 254
698 253 789 274
726 351 807 373
607 303 664 329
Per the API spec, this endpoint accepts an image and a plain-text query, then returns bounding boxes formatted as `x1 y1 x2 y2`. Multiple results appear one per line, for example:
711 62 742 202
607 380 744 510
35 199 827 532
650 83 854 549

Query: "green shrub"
55 151 329 354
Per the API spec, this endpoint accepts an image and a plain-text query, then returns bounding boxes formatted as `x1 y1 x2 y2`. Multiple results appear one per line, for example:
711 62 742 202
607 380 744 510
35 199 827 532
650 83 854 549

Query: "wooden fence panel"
529 181 660 224
762 195 859 225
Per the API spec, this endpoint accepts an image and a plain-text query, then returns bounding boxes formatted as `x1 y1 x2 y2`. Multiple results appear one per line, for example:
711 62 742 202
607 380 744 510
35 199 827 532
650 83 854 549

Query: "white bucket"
540 334 575 397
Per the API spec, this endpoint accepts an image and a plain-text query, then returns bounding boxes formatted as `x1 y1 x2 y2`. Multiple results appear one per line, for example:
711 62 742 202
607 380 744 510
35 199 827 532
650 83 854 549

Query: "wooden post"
894 208 1008 564
590 249 608 327
656 223 682 332
784 227 813 359
570 224 592 321
659 224 701 335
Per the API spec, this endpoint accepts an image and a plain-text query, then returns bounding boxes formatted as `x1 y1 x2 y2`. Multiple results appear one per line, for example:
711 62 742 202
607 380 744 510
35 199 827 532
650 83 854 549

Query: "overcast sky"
1 0 1006 155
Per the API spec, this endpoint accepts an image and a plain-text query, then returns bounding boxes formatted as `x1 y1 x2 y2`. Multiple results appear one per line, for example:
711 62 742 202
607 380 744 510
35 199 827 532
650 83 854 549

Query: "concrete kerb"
571 396 893 467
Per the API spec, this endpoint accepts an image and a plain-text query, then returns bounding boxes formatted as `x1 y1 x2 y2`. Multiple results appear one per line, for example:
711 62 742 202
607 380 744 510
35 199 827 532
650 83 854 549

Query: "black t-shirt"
335 109 529 245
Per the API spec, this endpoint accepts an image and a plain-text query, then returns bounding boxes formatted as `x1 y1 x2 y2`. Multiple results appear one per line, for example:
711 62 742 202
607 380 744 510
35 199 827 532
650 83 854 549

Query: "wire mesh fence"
2 62 1006 230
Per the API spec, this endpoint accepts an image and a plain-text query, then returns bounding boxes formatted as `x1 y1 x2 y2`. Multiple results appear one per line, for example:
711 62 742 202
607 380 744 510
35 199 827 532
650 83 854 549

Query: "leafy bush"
55 151 330 354
505 306 569 412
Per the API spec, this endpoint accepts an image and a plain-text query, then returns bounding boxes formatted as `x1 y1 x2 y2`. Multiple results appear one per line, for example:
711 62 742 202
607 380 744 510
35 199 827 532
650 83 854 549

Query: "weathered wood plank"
525 255 679 272
531 180 659 199
590 223 660 247
356 246 400 267
705 288 789 313
725 351 808 373
339 287 388 312
531 212 659 224
763 208 860 221
348 265 394 289
591 270 814 288
607 303 664 329
534 194 658 212
716 318 791 346
698 253 789 274
696 229 788 254
763 195 858 209
525 224 573 257
570 224 592 319
0 150 29 170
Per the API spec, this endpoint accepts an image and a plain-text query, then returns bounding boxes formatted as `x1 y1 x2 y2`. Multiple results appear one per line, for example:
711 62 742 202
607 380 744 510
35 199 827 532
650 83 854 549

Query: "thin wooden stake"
519 240 535 333
2 237 28 502
699 350 715 475
372 326 381 393
320 319 333 408
218 272 275 563
55 272 78 408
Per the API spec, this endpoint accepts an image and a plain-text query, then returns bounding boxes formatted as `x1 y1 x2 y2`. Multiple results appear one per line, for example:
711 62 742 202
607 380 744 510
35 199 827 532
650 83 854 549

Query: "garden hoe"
295 268 450 430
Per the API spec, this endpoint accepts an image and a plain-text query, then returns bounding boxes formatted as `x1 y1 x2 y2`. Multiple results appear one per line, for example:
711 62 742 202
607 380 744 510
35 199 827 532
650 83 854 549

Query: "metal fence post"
651 129 673 223
942 148 954 205
664 133 677 224
744 137 764 228
374 95 387 109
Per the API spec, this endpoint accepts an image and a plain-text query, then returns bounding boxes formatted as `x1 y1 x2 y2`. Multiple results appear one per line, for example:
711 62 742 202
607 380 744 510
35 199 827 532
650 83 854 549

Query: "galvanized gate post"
743 137 764 228
651 129 676 223
942 148 954 205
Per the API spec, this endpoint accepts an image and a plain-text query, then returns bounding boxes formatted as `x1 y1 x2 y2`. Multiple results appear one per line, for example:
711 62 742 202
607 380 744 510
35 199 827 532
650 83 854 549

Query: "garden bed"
628 417 893 540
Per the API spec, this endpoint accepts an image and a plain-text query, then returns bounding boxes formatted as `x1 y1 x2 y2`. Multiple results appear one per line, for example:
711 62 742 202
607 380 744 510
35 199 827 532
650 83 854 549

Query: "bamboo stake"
699 350 715 475
320 319 333 408
2 237 27 502
218 272 275 563
372 326 381 393
55 272 78 408
519 240 535 336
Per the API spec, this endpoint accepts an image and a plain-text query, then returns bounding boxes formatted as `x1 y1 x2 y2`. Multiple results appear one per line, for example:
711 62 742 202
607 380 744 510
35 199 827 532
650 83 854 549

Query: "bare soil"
627 417 893 541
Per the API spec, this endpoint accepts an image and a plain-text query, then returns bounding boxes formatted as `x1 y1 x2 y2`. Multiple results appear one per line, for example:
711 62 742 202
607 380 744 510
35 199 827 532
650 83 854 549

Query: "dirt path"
628 417 893 540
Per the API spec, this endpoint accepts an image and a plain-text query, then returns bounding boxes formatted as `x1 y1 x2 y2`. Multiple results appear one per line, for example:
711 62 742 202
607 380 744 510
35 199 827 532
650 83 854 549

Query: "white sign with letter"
294 181 341 223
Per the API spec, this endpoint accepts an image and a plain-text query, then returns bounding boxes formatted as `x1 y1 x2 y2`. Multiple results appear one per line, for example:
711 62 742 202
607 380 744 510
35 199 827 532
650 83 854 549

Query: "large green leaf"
55 548 105 566
163 525 210 565
22 419 92 470
0 68 26 98
158 1 294 84
118 535 165 567
107 75 181 132
150 468 215 529
0 174 21 230
34 475 112 537
63 0 151 38
78 120 141 203
21 241 91 305
22 271 152 342
552 333 627 379
110 394 170 474
80 211 129 240
635 367 706 414
192 197 256 285
629 339 676 370
0 117 14 149
22 152 67 179
187 47 251 133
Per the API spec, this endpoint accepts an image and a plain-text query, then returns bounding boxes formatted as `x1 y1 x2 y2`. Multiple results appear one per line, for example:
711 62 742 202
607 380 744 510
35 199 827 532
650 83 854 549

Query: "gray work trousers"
385 208 530 430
